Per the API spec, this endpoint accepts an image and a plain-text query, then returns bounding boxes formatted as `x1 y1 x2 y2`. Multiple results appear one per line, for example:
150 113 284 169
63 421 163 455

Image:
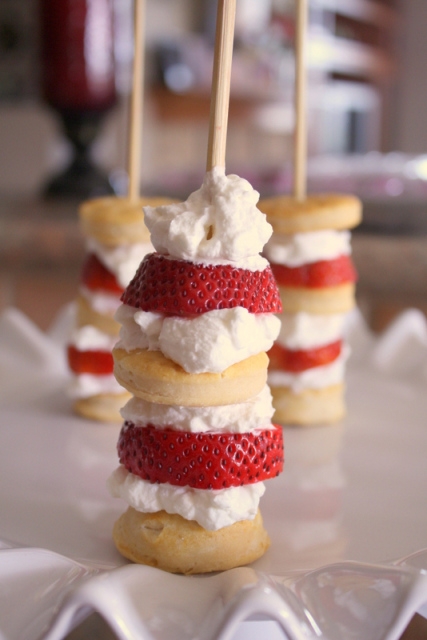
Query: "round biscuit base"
113 348 268 407
258 193 362 234
270 384 345 426
79 196 176 246
73 392 130 423
112 507 270 574
278 283 356 315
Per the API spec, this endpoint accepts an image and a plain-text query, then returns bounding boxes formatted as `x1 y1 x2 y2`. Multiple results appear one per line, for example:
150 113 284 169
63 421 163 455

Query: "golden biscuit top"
79 195 176 246
259 193 362 234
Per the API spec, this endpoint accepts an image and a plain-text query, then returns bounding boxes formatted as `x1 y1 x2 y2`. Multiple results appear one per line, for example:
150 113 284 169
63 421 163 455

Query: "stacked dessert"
259 194 362 425
67 195 173 422
108 167 284 574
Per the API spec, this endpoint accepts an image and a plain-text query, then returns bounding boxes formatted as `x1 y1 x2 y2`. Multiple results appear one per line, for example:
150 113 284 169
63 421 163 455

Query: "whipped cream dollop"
143 167 271 270
107 465 265 530
80 286 122 316
121 385 274 433
264 230 351 267
87 238 153 288
69 373 124 398
69 325 118 351
268 347 350 393
276 312 346 350
115 304 280 374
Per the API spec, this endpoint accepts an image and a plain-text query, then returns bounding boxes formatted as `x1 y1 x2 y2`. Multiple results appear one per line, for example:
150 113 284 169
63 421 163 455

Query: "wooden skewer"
127 0 145 202
206 0 237 172
293 0 308 202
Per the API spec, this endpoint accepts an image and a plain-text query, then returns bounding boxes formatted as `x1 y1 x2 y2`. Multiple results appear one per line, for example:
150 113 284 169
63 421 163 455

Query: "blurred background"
1 0 427 334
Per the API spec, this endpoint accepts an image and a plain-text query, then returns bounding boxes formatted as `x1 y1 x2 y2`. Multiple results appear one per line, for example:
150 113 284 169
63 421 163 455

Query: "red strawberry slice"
67 345 114 375
268 340 342 373
271 255 357 288
118 422 284 490
121 253 282 315
81 253 123 294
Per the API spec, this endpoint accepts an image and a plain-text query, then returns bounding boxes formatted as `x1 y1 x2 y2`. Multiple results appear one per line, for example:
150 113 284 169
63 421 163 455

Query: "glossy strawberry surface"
271 255 357 288
81 253 123 294
268 340 342 373
67 345 114 375
121 253 282 315
118 421 284 490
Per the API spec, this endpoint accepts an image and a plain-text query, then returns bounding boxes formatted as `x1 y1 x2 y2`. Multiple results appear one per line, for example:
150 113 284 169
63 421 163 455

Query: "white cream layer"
276 312 346 350
115 304 280 374
264 230 351 267
120 385 274 433
69 373 124 398
107 465 265 531
268 347 349 393
80 286 121 316
143 167 271 270
69 325 118 351
87 238 153 288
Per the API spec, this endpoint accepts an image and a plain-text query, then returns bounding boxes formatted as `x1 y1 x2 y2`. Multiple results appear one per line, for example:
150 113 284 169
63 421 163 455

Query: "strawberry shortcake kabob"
259 194 361 425
67 196 174 422
107 0 284 574
108 169 284 574
259 0 361 426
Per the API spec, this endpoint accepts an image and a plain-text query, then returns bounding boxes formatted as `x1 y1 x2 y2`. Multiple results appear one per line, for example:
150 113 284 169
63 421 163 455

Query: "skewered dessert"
259 194 362 425
67 195 174 422
107 167 284 573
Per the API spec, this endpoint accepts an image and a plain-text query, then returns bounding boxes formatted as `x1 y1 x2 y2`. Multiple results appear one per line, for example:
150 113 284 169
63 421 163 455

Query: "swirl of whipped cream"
143 167 271 270
107 465 265 531
70 325 118 351
115 304 280 374
276 312 346 350
69 373 124 398
264 230 351 267
79 286 122 315
120 385 274 433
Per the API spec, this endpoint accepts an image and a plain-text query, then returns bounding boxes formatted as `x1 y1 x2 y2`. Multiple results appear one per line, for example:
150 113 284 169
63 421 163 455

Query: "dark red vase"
39 0 118 198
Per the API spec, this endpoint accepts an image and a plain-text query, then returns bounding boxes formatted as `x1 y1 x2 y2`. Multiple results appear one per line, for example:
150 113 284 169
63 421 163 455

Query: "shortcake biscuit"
259 193 362 234
278 283 356 315
112 507 270 574
74 392 131 423
270 384 345 425
113 348 269 406
79 196 176 246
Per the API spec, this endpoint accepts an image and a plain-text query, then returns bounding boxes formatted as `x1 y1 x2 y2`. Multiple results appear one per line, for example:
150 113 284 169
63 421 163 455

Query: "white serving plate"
1 307 427 639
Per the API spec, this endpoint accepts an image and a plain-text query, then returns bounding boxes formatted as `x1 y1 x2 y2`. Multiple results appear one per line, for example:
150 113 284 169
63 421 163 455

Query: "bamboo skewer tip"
206 0 237 173
127 0 145 203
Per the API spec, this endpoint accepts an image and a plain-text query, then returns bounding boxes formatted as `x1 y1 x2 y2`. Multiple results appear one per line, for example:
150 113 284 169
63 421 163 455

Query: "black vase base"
43 156 116 201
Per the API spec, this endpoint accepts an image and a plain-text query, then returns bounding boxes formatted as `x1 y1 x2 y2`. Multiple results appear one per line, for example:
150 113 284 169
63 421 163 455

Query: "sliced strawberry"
118 422 284 490
268 340 342 373
67 345 114 375
81 253 123 294
271 255 357 289
121 253 282 315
